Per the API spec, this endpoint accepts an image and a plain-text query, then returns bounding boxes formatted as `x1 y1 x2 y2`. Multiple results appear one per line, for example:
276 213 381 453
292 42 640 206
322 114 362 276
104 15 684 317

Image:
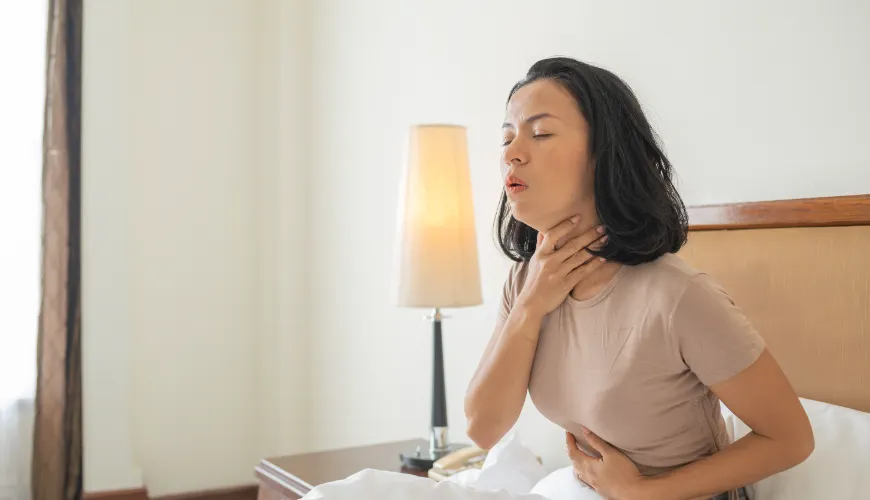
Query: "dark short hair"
496 57 688 265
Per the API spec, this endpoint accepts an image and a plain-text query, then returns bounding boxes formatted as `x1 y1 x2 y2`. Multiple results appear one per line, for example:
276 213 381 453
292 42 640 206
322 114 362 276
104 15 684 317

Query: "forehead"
505 79 581 124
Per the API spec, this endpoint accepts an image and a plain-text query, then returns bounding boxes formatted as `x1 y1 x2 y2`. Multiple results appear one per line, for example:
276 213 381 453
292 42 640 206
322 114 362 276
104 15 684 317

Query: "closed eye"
502 133 551 146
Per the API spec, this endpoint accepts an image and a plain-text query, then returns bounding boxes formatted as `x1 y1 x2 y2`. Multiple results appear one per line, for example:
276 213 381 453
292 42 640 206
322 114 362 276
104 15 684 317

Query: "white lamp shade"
393 125 482 308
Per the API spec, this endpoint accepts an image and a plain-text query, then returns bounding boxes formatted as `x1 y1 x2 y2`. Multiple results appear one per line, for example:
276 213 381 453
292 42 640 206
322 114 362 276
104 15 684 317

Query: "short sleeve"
496 261 528 330
671 273 766 386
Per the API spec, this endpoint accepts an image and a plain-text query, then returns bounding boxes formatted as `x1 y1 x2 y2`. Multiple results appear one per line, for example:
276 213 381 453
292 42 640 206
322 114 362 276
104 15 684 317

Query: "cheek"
548 150 592 197
577 159 595 196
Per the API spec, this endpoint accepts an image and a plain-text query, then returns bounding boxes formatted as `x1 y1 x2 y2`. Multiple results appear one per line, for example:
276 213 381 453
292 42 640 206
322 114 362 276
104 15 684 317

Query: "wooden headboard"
679 194 870 413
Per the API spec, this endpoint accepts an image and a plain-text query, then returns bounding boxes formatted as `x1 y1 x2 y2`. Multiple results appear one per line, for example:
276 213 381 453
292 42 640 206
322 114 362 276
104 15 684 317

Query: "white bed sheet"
304 398 870 500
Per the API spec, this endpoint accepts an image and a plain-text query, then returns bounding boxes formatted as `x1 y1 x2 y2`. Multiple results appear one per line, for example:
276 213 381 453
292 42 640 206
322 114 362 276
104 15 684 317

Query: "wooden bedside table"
255 439 430 499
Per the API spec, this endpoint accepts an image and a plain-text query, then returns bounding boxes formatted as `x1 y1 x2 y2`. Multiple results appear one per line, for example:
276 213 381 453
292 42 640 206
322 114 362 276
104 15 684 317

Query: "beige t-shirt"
500 253 765 475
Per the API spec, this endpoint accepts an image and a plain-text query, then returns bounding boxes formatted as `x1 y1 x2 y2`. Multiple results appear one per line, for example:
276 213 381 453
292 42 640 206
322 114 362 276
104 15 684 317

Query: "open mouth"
505 175 528 194
506 183 528 194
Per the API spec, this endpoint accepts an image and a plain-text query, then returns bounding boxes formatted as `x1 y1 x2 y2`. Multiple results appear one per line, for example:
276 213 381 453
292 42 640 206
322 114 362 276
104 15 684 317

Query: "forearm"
643 431 811 500
464 305 543 448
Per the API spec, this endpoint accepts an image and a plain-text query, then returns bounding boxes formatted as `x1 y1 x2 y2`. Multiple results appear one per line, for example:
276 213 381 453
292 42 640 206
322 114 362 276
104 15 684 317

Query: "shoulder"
633 254 740 317
497 259 532 314
634 252 703 281
504 259 531 298
623 253 706 309
660 259 765 385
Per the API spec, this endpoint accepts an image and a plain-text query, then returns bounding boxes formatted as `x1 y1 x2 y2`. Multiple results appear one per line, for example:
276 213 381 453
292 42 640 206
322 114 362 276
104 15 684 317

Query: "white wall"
303 0 870 470
127 0 262 494
82 0 145 491
253 0 311 461
83 0 870 493
82 0 309 495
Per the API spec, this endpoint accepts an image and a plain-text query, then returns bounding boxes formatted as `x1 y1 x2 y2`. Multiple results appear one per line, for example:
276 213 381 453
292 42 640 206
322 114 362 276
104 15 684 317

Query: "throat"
570 262 623 301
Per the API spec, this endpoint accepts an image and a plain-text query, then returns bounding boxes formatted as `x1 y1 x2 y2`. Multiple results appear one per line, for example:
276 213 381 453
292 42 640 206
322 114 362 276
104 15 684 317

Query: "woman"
464 58 814 500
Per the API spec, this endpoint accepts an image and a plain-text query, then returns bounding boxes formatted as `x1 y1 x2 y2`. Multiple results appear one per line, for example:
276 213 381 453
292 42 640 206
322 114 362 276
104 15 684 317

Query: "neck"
570 260 622 301
557 214 621 301
549 205 599 247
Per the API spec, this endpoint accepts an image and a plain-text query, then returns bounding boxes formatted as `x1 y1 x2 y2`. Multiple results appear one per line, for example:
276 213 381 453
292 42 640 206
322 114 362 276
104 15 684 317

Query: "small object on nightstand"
399 441 464 471
427 446 488 481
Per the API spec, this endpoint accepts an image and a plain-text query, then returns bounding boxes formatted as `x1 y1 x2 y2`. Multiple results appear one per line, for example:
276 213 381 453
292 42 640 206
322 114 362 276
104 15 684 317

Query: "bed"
681 194 870 413
297 194 870 500
531 193 870 500
674 193 870 500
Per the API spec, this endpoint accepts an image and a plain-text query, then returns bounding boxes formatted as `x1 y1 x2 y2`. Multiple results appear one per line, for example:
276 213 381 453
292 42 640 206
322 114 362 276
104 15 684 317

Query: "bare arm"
464 304 545 449
569 350 813 500
641 349 814 500
568 273 813 500
465 218 606 449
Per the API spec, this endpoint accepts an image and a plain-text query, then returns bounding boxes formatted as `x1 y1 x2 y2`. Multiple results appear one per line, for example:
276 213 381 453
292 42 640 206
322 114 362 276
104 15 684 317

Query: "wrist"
509 302 545 341
514 295 545 321
630 476 666 500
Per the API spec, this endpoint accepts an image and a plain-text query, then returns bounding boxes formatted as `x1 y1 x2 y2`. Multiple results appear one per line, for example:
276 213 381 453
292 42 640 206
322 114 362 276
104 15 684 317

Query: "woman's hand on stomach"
517 216 607 316
566 428 647 500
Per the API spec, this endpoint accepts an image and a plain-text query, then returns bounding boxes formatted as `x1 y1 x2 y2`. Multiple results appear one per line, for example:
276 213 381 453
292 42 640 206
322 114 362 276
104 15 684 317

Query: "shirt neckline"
564 263 630 308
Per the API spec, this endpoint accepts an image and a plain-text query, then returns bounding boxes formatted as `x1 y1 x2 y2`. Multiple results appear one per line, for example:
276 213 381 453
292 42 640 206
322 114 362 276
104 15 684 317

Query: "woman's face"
501 79 594 231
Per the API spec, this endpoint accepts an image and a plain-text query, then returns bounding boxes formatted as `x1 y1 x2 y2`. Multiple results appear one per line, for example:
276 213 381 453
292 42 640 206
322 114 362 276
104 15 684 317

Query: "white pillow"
529 466 603 500
302 469 547 500
721 397 870 500
446 433 548 496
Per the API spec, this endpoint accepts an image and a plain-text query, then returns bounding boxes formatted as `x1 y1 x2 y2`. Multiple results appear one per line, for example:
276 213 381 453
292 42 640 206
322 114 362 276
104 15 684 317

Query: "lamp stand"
400 308 459 469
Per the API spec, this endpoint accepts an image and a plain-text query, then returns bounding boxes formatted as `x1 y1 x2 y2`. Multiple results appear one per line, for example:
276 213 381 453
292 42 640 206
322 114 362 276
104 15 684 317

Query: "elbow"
780 420 815 469
790 425 815 466
464 395 506 450
464 384 525 450
465 417 502 450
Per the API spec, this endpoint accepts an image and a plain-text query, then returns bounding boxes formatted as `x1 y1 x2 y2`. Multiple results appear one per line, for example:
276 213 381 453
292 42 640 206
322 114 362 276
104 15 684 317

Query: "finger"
573 466 592 488
558 250 596 276
573 465 598 491
582 426 616 456
538 216 581 254
551 225 606 262
573 467 587 487
565 432 593 465
558 236 606 274
565 431 576 455
565 254 607 284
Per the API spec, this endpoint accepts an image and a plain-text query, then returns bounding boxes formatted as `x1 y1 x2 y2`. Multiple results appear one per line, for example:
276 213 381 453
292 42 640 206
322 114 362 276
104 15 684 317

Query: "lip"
505 174 528 195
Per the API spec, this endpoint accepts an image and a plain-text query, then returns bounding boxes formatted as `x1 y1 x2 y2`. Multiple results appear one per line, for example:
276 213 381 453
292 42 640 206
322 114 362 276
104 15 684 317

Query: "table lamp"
393 124 482 469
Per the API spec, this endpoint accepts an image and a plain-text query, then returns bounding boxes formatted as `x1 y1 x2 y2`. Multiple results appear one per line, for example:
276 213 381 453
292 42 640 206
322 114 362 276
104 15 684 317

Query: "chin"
511 201 583 232
509 203 549 232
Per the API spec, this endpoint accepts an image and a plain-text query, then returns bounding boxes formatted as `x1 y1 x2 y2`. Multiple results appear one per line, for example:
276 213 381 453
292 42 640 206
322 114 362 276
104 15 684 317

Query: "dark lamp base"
399 443 460 470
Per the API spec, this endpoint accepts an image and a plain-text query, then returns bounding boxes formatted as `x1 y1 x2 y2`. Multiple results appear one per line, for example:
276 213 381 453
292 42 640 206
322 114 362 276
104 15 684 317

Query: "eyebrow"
502 112 559 129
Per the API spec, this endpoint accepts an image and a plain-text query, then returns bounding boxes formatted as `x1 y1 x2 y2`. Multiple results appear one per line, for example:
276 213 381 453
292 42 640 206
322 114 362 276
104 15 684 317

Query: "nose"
502 136 529 167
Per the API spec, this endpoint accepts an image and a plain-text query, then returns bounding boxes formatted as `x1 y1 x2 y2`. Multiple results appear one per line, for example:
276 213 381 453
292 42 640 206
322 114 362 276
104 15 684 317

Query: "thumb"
536 231 543 247
565 432 592 464
582 426 615 456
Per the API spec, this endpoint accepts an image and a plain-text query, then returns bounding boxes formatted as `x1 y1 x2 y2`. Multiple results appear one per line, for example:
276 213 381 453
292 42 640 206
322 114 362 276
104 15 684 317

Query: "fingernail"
599 257 606 263
600 235 608 244
581 426 590 434
571 216 581 224
596 225 605 234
